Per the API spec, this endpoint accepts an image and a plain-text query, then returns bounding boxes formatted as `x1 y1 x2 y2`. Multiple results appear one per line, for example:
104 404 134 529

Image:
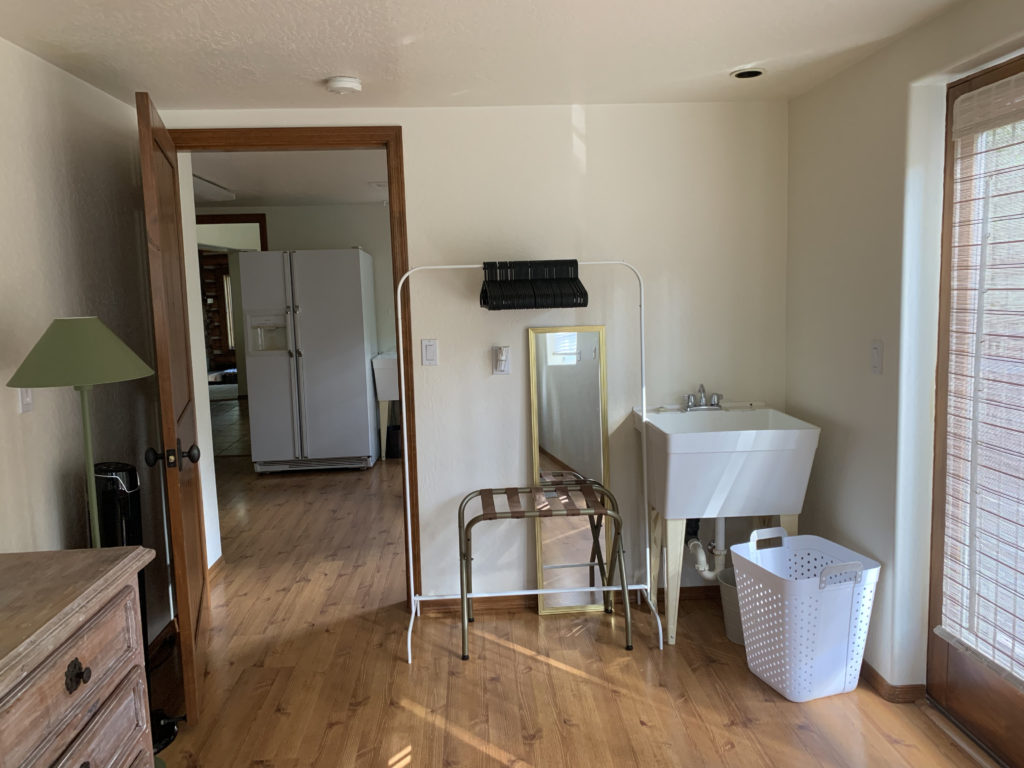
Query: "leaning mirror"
528 326 609 614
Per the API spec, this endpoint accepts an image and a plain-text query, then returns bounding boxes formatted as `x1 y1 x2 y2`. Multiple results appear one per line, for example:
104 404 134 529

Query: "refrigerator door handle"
284 304 302 458
290 252 310 460
295 349 310 459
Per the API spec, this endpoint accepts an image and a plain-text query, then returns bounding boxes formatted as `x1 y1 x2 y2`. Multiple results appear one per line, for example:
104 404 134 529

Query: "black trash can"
386 424 403 459
95 461 142 549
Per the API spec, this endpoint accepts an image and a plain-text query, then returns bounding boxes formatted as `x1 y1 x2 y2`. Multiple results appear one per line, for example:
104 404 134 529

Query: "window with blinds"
939 70 1024 683
546 332 579 366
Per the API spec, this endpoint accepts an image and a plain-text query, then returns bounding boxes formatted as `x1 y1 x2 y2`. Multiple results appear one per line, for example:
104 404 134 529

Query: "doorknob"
145 446 178 468
177 438 200 464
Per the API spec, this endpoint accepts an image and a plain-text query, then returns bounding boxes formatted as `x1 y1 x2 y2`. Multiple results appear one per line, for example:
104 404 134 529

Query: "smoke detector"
325 76 363 95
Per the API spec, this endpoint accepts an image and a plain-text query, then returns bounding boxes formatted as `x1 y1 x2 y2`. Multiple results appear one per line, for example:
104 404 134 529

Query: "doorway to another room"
167 127 419 609
189 148 398 473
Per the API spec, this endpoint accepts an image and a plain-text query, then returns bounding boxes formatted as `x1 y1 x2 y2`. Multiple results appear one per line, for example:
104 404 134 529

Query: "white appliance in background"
240 248 378 472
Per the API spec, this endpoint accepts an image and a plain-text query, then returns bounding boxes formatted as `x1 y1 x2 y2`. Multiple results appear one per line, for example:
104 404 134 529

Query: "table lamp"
6 317 154 548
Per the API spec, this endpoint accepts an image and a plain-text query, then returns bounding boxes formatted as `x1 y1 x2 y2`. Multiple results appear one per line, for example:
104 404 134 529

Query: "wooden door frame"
170 126 420 604
195 212 269 250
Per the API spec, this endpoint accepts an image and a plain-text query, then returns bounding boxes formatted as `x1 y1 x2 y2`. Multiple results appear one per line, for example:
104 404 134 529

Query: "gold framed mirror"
528 325 610 614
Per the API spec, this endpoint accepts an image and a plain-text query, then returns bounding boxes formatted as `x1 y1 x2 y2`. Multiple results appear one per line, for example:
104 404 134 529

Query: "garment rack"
397 261 661 662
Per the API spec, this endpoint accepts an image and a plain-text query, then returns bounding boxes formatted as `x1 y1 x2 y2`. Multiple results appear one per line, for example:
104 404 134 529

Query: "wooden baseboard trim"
860 662 926 703
420 595 536 616
208 556 225 584
649 585 721 605
422 586 720 617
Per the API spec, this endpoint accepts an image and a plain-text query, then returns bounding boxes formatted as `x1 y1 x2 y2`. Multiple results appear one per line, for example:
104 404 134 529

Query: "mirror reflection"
529 326 609 613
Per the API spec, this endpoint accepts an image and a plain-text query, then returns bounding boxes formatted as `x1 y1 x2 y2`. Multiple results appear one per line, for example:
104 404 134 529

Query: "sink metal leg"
648 508 663 614
664 518 686 645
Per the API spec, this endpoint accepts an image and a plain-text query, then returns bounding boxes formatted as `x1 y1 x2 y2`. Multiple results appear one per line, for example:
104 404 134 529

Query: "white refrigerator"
240 248 378 472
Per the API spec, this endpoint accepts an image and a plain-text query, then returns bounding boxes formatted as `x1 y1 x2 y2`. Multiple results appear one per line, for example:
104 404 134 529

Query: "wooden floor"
160 457 982 768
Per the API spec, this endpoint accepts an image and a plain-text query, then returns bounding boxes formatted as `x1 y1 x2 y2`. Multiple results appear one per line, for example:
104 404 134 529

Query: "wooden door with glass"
928 55 1024 767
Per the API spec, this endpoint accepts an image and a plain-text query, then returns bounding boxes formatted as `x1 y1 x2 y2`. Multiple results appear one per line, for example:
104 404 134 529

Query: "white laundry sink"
635 408 820 519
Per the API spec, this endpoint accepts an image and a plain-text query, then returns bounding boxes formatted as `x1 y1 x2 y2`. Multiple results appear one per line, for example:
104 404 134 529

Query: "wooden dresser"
0 547 156 767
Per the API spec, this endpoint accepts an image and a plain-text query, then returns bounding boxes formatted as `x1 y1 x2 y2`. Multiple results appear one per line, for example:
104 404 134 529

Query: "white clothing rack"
396 261 661 662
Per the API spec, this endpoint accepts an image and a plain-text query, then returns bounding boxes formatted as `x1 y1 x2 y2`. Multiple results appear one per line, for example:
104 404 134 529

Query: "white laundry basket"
731 527 881 702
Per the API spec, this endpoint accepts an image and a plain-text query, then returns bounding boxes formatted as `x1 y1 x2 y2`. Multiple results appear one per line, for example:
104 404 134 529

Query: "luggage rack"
458 478 633 660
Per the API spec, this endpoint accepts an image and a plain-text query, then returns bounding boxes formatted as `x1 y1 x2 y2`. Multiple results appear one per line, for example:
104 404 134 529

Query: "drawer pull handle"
64 657 92 693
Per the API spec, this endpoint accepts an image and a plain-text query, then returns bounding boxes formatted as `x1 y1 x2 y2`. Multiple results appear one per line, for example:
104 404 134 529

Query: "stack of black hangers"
479 260 588 310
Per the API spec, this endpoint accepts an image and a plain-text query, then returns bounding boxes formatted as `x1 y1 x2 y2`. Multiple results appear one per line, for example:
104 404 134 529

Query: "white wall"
0 37 172 639
787 0 1024 684
196 222 262 251
167 102 789 601
537 331 603 481
178 155 223 568
197 204 395 352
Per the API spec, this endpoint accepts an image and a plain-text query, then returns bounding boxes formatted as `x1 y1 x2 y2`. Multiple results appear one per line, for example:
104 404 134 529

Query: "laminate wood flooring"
160 457 982 768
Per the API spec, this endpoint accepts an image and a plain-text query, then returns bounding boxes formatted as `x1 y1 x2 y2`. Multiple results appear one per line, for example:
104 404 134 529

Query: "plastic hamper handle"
749 527 789 549
818 562 864 590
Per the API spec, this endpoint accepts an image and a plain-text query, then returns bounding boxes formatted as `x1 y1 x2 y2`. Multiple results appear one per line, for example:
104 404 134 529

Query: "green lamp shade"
7 317 154 388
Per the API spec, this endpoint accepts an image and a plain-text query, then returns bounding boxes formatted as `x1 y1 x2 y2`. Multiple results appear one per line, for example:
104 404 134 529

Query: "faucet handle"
710 392 723 407
686 393 696 410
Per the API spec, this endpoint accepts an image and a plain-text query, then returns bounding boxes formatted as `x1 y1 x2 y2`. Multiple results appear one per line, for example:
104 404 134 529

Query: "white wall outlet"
870 339 884 375
18 388 33 414
493 345 510 375
421 338 439 366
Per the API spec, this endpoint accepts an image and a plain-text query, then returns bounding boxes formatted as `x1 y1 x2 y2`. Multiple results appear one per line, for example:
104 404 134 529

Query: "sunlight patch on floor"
388 744 412 768
398 698 532 768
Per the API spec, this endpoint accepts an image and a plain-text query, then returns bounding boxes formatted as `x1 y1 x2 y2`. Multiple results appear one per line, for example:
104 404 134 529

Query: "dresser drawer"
119 734 155 768
53 666 149 768
0 586 141 767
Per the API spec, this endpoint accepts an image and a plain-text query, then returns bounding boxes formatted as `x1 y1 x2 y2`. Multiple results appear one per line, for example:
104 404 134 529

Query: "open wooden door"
136 92 209 724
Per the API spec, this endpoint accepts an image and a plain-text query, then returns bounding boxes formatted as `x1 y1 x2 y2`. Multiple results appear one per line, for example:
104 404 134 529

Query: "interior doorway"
172 127 418 603
190 149 397 470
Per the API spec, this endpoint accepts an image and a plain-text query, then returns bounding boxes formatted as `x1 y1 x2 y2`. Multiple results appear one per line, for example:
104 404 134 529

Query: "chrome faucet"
686 383 723 411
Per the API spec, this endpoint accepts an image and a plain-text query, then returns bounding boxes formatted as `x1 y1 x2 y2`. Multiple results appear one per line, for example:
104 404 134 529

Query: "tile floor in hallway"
209 388 250 457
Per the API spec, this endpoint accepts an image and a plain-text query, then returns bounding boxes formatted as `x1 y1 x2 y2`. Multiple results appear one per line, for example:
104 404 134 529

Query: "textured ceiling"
0 0 961 108
192 150 388 206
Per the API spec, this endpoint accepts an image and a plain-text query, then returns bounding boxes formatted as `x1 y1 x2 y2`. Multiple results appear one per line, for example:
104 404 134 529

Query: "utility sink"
634 408 820 519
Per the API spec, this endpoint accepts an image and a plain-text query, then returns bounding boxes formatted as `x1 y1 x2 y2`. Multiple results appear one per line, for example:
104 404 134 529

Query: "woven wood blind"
941 71 1024 682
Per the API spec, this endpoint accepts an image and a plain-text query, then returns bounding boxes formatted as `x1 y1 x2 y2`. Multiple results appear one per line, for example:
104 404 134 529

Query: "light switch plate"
421 339 438 366
493 345 510 375
18 388 33 414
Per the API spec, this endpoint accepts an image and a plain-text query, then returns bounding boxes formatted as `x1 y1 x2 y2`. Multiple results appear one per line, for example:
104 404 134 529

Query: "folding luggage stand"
458 478 633 659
